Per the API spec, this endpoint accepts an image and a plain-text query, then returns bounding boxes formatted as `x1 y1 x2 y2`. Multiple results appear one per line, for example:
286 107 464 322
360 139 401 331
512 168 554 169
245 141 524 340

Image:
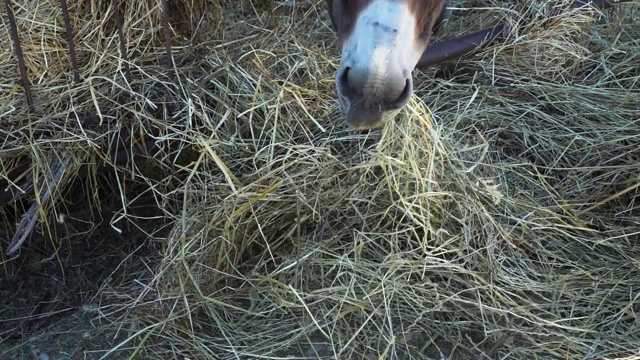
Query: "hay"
1 0 640 359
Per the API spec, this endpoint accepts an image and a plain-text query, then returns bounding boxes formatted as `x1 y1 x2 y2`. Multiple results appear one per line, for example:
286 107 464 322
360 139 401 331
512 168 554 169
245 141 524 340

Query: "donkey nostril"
339 67 351 89
385 78 413 110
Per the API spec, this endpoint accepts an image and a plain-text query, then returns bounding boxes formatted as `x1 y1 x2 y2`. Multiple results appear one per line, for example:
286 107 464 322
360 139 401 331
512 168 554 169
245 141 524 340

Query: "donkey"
326 0 451 130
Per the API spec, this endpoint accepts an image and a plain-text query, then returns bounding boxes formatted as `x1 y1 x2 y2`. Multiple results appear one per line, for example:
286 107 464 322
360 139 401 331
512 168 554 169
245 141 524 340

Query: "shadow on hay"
0 164 174 358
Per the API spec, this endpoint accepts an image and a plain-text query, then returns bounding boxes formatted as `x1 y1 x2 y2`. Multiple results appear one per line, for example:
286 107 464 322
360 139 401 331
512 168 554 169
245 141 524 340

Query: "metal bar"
110 0 132 83
4 0 33 111
59 0 81 84
160 0 176 78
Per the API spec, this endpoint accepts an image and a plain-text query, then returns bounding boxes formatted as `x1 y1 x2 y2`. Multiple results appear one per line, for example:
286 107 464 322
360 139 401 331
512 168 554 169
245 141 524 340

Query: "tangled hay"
1 0 639 359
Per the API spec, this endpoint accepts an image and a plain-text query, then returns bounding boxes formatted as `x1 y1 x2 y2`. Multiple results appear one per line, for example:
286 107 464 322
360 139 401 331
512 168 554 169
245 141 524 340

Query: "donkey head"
327 0 450 129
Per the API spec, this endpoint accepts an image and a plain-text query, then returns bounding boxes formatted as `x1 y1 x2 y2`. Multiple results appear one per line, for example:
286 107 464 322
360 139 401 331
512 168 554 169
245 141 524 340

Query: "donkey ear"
326 0 338 32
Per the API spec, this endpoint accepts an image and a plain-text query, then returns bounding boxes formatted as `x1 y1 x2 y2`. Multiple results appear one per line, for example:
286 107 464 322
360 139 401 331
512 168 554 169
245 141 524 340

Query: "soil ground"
1 181 169 360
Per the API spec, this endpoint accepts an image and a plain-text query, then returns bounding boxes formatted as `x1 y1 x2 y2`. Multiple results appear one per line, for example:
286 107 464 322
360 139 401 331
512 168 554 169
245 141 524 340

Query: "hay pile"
1 0 639 359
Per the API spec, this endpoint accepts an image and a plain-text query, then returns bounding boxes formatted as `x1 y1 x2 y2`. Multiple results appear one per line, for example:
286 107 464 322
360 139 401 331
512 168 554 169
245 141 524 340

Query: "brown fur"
328 0 447 48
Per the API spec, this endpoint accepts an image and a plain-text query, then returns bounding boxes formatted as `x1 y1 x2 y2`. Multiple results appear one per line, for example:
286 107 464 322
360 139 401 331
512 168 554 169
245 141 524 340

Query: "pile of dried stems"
1 0 639 358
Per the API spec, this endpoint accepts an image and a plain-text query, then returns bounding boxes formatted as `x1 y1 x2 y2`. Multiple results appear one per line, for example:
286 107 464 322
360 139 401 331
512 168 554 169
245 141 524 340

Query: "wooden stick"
7 152 72 255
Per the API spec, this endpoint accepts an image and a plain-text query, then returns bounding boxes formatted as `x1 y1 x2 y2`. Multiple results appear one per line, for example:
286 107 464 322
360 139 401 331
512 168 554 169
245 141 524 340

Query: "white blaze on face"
339 0 421 99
